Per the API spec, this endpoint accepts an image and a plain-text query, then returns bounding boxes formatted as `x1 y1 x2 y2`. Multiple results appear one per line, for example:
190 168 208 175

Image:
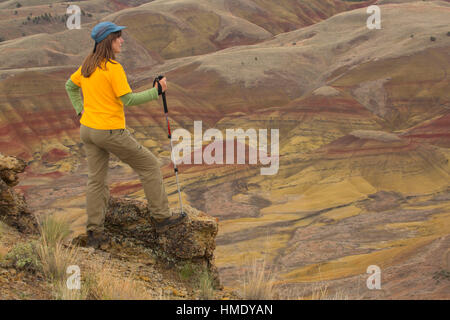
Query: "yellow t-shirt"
70 59 132 130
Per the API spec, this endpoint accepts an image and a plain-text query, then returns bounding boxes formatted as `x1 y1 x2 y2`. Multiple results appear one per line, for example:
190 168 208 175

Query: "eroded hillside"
0 0 449 299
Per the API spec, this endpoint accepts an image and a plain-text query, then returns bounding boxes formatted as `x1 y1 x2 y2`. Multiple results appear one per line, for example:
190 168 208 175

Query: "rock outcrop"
0 153 37 233
74 197 222 288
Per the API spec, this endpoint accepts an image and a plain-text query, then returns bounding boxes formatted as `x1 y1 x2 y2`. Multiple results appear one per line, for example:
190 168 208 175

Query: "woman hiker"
65 21 187 249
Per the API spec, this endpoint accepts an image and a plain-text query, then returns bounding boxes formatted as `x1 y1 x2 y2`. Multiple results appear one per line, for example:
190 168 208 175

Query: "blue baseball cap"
91 21 126 43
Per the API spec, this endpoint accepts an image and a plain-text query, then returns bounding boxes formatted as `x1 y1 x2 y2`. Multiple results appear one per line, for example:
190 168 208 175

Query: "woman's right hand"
154 77 167 93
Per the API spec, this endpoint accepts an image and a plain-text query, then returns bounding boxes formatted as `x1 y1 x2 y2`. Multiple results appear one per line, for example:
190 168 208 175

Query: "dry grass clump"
179 261 216 300
309 282 349 300
36 215 77 283
34 215 86 299
53 278 89 300
276 282 350 300
199 269 215 300
85 265 153 300
38 215 71 248
240 256 276 300
37 235 79 283
51 260 154 300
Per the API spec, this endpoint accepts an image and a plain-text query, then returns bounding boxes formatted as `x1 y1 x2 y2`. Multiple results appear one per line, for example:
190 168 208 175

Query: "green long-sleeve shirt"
65 79 159 115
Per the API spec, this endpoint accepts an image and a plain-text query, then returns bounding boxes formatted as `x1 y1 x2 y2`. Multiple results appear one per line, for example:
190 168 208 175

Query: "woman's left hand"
154 77 167 93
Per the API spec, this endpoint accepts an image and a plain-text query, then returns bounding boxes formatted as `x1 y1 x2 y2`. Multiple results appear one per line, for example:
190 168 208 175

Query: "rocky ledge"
74 197 222 289
0 153 37 233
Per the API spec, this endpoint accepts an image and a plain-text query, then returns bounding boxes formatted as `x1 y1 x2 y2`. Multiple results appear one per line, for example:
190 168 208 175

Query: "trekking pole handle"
153 75 168 113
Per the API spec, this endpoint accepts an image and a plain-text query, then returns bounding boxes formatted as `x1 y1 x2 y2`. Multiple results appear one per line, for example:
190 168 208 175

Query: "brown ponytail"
81 31 122 78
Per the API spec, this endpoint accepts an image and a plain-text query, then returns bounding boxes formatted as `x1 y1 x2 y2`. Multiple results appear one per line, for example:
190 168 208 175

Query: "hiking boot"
86 230 110 249
150 210 188 234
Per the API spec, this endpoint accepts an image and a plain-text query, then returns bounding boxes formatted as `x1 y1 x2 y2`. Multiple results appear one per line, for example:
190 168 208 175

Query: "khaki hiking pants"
80 124 171 232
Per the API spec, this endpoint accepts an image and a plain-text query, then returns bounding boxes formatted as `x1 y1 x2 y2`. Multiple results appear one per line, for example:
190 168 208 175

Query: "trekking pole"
154 75 184 215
